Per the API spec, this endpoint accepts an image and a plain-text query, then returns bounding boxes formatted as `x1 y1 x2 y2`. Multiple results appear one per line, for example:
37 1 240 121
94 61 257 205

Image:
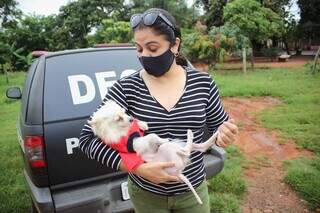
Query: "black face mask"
138 48 175 77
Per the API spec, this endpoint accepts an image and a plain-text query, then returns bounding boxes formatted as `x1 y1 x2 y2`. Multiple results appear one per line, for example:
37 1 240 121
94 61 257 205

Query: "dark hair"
133 8 188 66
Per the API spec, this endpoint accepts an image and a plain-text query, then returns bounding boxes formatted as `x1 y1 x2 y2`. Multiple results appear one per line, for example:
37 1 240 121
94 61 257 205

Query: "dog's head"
88 100 132 143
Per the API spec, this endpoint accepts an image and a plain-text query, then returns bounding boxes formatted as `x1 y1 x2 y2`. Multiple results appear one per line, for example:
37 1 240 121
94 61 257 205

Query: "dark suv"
6 46 226 213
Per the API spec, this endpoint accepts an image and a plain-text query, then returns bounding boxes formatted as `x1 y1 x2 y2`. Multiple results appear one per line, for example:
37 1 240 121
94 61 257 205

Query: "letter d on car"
68 75 95 105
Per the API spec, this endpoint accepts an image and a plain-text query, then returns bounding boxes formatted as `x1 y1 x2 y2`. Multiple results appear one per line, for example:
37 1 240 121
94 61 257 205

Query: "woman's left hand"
216 118 238 148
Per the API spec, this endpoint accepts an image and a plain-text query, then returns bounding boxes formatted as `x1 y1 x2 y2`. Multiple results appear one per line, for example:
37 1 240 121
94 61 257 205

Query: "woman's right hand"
132 162 180 184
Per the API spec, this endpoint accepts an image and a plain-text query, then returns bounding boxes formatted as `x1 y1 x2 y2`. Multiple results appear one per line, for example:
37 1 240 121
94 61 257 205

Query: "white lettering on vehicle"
68 75 96 105
66 138 79 155
68 69 137 105
95 71 116 101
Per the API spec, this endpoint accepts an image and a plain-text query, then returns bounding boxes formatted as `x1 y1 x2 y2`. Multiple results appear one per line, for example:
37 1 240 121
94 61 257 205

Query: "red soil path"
223 97 314 213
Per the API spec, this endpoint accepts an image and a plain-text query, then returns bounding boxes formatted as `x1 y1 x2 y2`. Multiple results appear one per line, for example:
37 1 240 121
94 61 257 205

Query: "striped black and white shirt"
79 66 229 196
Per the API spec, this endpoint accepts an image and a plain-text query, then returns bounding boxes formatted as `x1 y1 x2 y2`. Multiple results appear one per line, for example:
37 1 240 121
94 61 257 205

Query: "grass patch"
208 145 246 212
243 155 271 170
0 72 29 212
210 67 320 210
284 156 320 210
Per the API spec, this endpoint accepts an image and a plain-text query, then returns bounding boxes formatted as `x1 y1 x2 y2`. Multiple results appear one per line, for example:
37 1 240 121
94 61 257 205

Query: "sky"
16 0 72 16
16 0 300 20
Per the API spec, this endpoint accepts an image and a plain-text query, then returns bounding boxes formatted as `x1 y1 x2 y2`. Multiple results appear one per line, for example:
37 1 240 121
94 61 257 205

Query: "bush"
182 24 251 64
182 30 217 64
88 19 133 45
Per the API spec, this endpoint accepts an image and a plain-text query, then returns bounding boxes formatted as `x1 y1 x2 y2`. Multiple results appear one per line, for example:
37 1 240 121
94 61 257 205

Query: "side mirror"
6 87 22 99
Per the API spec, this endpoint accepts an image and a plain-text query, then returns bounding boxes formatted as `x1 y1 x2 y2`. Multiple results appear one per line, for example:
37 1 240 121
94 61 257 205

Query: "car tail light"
24 136 47 169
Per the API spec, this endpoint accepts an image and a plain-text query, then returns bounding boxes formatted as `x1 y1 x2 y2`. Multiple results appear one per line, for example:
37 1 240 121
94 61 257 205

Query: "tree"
196 0 228 28
54 0 125 49
297 0 320 43
0 0 21 28
127 0 198 28
89 19 132 45
260 0 291 14
223 0 282 67
1 15 56 71
5 15 56 53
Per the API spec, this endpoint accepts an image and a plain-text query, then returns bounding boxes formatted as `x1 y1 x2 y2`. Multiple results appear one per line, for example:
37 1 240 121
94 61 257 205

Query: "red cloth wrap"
108 120 145 171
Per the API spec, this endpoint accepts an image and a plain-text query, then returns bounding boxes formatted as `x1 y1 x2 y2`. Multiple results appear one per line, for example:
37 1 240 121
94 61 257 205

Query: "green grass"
284 157 320 210
210 67 320 210
208 145 246 213
0 72 29 212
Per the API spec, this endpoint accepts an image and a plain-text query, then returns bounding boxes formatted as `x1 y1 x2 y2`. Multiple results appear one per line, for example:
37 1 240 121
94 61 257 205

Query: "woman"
79 8 238 213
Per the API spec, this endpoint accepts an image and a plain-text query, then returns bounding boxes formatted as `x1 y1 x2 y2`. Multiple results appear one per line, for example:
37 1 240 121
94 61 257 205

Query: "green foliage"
284 157 320 210
182 24 250 64
90 19 132 45
1 15 50 71
53 0 125 49
209 24 250 62
182 29 217 63
223 0 282 44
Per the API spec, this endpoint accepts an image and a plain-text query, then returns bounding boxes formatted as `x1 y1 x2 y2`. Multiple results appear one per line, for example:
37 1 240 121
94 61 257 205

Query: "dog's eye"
116 115 124 121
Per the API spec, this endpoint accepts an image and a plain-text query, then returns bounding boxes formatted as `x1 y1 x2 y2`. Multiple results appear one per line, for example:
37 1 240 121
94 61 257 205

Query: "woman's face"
133 27 179 57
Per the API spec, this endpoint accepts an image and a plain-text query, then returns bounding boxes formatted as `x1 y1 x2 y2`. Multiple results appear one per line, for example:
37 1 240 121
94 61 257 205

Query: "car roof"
39 46 136 59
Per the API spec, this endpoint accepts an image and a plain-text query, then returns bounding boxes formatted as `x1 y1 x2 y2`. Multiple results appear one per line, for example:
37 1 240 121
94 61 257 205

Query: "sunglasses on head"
130 11 176 33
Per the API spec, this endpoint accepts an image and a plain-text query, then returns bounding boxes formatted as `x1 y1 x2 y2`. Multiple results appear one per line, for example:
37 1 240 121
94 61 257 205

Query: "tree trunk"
283 38 290 55
250 49 254 69
312 47 320 74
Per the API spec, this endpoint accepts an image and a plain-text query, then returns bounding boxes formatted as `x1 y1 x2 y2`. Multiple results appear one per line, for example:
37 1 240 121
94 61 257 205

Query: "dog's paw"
177 147 191 157
138 121 149 131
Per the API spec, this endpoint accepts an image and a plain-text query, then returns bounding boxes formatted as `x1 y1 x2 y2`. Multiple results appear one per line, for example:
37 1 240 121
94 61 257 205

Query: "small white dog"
89 100 219 204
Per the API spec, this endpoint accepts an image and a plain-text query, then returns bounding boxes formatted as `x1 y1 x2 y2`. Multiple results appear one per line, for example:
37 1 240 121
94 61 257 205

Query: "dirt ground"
223 97 314 213
193 56 313 72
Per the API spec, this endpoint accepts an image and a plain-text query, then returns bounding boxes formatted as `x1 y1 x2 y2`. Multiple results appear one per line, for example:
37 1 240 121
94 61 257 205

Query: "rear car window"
43 48 142 123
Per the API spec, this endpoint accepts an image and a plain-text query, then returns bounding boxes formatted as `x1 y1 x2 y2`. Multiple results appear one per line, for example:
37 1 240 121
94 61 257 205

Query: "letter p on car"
66 138 79 155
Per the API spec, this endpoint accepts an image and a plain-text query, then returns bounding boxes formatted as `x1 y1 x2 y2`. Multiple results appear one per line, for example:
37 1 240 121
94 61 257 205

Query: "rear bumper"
24 170 55 213
27 146 226 213
52 177 133 213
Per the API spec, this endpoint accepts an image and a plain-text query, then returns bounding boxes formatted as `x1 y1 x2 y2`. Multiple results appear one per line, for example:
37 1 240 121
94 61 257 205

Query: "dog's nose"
129 117 134 122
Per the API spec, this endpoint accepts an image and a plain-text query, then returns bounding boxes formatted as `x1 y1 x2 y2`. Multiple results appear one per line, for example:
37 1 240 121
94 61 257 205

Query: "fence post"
312 47 320 74
243 47 247 74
